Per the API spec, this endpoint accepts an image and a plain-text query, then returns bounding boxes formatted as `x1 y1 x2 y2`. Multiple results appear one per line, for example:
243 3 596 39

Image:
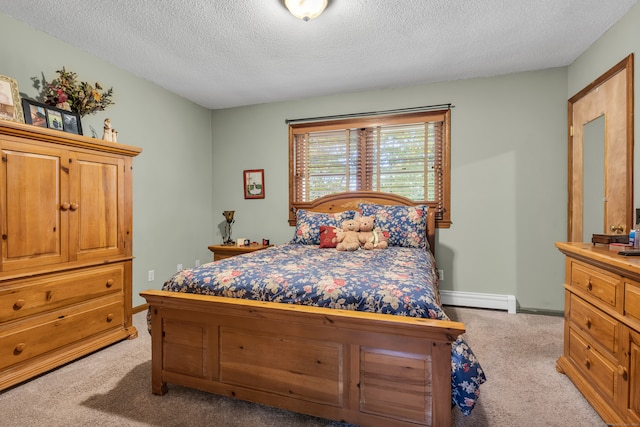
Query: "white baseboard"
440 290 517 314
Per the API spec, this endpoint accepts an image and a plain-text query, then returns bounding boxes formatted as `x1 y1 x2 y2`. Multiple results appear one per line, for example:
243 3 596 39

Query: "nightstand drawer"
208 244 272 262
570 294 619 356
0 264 124 323
568 327 617 402
570 260 621 310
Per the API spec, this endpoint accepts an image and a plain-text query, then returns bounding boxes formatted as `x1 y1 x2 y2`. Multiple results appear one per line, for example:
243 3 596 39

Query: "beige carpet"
0 306 606 427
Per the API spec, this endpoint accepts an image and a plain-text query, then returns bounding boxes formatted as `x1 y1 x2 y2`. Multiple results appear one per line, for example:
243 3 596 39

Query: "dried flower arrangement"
44 67 114 117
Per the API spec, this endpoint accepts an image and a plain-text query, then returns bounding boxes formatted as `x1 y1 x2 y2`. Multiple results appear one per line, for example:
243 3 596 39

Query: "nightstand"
207 244 272 261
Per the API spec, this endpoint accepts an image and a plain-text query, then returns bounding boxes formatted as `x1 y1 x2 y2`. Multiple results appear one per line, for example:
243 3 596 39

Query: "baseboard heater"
441 290 517 314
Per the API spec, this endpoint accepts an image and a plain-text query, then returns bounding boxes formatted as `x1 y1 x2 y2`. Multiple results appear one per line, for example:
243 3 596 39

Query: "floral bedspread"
160 244 485 415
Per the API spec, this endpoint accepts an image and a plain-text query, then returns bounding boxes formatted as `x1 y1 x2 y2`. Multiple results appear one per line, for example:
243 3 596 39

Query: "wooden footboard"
141 290 465 427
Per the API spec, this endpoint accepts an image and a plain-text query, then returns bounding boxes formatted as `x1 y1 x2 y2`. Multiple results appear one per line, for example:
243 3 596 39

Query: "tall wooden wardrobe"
0 120 141 390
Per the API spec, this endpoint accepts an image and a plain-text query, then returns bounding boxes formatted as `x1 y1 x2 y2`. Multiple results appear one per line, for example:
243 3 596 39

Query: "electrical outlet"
195 259 200 267
438 269 444 281
148 270 154 281
177 264 183 272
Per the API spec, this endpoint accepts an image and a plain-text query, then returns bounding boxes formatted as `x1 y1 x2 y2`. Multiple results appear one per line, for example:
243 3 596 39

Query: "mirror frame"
567 54 634 241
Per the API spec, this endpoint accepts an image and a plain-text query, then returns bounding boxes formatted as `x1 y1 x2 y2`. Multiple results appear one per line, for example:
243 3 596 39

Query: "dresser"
556 242 640 425
0 120 141 391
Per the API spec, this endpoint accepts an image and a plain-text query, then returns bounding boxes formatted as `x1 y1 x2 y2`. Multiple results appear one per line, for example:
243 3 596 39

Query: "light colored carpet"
0 306 606 427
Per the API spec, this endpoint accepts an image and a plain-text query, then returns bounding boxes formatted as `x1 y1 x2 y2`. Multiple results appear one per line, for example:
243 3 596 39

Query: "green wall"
211 2 640 312
0 13 214 307
568 2 640 212
211 68 569 311
2 2 639 311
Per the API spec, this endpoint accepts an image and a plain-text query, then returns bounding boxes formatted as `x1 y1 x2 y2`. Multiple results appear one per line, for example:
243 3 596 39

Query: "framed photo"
0 75 25 123
22 98 82 135
243 169 265 199
47 108 63 130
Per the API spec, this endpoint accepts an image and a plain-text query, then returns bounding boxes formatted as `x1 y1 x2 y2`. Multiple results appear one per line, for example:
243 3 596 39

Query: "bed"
141 191 485 427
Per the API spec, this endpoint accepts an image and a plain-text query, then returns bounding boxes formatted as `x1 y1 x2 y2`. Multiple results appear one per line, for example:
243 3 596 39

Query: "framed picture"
22 98 83 135
0 75 25 123
244 169 265 199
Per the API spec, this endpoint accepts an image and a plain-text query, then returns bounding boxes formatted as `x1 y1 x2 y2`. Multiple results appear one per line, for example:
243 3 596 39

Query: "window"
288 109 451 227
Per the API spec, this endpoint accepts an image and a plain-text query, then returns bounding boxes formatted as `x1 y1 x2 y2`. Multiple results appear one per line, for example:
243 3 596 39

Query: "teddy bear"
357 216 376 250
335 218 360 251
358 215 389 250
371 227 389 249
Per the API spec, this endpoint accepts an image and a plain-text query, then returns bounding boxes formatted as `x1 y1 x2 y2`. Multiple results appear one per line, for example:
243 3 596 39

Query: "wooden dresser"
0 121 141 391
556 242 640 425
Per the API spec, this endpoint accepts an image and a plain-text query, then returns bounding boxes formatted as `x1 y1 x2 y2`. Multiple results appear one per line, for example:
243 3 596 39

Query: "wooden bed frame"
141 192 464 426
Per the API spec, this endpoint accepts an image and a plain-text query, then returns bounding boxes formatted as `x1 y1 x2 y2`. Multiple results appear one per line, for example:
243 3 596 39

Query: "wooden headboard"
295 191 436 255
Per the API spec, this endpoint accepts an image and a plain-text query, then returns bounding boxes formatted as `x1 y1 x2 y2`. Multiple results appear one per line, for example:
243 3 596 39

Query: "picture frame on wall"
22 98 83 135
243 169 265 199
0 75 25 123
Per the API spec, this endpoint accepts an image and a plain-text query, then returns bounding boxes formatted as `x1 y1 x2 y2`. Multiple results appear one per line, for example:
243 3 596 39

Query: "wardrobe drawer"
0 296 124 371
568 327 617 402
569 294 619 356
0 264 124 322
570 261 620 310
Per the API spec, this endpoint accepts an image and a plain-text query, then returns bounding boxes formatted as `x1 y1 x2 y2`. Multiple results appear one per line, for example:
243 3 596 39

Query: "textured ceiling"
0 0 637 109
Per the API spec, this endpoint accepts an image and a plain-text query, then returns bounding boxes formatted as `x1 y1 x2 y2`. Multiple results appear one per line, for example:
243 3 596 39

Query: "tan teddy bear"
335 218 360 251
357 216 376 250
358 215 389 250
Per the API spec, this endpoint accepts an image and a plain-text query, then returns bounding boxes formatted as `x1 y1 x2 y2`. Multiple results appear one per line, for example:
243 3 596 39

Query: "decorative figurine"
102 118 112 142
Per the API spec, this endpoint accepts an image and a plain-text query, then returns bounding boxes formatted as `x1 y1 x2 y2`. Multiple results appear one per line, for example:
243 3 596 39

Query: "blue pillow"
290 209 357 245
358 204 428 249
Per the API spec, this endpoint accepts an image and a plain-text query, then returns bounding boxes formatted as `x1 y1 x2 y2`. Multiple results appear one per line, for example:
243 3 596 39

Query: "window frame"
288 109 451 228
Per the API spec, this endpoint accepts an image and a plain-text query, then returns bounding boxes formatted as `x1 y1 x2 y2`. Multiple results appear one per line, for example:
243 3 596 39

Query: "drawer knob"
14 299 25 309
586 281 593 291
105 279 114 288
106 313 114 322
14 343 26 354
585 318 592 329
69 203 79 211
584 358 591 369
618 366 628 380
60 202 70 211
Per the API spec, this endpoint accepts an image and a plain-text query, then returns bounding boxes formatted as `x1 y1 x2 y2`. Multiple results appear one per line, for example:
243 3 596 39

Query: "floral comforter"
160 244 486 415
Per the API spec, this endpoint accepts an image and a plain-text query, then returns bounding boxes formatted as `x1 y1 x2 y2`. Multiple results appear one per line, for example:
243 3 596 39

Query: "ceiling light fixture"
284 0 328 22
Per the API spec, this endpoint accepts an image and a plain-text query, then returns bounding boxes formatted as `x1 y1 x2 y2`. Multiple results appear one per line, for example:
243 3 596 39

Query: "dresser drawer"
568 327 617 402
0 296 124 371
0 264 124 323
570 294 619 356
570 261 621 310
626 281 640 324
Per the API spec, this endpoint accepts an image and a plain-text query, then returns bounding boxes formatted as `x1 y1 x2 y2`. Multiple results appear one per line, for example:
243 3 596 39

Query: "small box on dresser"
0 120 141 391
556 242 640 425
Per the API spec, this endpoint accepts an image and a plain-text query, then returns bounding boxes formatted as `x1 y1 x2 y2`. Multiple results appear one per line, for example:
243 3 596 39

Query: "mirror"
568 54 633 242
582 115 605 242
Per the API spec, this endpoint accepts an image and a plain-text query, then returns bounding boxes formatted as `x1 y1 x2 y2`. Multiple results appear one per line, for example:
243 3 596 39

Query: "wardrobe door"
69 151 127 262
0 141 69 271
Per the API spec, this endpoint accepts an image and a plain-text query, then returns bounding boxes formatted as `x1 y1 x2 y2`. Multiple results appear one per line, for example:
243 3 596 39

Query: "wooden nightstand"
207 244 272 261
